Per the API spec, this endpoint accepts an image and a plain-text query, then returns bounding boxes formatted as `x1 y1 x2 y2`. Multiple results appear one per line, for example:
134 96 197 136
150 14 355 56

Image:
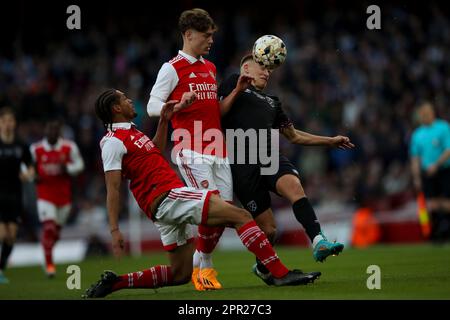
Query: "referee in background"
410 102 450 242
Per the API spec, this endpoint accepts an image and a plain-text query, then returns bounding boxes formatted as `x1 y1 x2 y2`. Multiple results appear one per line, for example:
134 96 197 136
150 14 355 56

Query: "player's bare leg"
275 174 344 262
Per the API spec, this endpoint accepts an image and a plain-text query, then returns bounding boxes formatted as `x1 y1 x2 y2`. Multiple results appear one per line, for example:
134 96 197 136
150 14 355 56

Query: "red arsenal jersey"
149 51 226 157
100 122 184 219
30 138 84 206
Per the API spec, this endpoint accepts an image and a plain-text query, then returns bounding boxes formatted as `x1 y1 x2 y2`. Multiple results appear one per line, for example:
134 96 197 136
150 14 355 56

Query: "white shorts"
176 148 233 201
153 187 217 251
37 199 71 226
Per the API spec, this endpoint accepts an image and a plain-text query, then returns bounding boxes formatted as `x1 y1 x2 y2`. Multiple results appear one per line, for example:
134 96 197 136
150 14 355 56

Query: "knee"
277 176 306 202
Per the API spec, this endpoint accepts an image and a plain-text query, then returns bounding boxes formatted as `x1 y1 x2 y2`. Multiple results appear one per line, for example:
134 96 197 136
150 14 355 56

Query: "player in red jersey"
147 8 252 290
83 89 321 298
30 118 84 277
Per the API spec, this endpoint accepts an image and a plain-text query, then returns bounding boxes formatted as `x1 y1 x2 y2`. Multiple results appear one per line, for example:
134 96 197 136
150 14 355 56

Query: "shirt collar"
179 50 205 64
110 122 135 131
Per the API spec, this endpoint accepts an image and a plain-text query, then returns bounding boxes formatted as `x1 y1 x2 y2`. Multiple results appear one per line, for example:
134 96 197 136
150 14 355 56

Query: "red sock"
196 225 225 254
41 221 58 266
112 265 173 291
237 220 289 278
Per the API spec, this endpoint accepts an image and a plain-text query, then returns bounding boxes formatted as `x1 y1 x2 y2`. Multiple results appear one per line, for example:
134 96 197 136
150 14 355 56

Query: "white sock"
312 234 325 249
193 250 201 268
199 252 213 269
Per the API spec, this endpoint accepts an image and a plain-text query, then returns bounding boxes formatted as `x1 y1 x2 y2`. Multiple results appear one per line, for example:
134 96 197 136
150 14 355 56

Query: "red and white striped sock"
195 225 225 269
112 265 173 291
197 225 225 254
237 221 289 278
41 221 58 266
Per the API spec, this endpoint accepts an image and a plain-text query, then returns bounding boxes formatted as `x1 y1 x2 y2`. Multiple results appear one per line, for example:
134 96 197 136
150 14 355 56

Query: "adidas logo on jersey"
189 72 197 78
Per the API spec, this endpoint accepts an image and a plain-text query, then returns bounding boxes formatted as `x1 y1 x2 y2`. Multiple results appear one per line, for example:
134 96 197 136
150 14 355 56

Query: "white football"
252 35 287 69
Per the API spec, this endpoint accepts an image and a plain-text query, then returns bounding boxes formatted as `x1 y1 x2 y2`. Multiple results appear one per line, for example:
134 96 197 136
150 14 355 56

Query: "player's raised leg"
275 174 344 262
205 194 321 286
195 158 233 290
176 149 224 291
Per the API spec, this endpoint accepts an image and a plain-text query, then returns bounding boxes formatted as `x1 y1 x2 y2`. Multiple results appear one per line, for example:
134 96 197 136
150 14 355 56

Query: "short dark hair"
0 106 15 118
178 8 217 34
95 89 120 130
240 53 254 67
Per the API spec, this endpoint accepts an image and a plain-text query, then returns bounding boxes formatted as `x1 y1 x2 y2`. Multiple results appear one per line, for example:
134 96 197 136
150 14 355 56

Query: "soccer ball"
252 35 287 70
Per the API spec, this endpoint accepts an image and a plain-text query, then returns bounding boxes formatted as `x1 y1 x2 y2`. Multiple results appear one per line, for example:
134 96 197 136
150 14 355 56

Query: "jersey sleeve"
218 74 239 100
67 141 85 176
147 63 179 116
101 137 127 172
271 97 293 129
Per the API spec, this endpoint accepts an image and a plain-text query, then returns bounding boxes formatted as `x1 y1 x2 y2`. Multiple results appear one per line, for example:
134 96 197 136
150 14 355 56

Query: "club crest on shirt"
247 90 277 108
209 70 215 80
247 200 257 212
201 180 209 188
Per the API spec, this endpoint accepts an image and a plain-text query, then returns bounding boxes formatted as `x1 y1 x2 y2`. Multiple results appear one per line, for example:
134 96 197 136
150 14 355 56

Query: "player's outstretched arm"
281 125 354 149
152 100 178 152
219 75 253 116
105 170 125 259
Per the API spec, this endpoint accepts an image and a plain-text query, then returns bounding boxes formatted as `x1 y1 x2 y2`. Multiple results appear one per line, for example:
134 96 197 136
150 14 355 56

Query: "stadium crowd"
0 2 449 236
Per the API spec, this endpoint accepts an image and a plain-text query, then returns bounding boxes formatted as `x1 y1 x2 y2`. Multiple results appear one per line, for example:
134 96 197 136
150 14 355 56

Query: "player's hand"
236 74 254 92
111 229 125 259
19 167 35 182
426 163 438 177
174 91 197 112
160 100 179 121
329 135 355 149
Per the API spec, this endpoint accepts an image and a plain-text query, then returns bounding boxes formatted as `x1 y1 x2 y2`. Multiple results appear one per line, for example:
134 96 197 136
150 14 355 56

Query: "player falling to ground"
147 8 252 291
83 89 321 298
0 107 35 284
410 102 450 242
30 118 84 277
218 54 354 284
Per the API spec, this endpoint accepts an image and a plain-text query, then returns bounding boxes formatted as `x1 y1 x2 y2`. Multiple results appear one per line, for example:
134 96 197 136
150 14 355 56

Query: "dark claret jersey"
219 73 292 165
0 138 32 194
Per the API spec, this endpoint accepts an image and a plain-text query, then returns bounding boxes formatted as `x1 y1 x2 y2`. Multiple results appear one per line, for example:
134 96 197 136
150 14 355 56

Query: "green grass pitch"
1 243 449 300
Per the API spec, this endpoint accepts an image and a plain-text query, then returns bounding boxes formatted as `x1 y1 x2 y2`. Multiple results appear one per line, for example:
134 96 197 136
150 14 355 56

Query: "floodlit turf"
0 243 449 300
